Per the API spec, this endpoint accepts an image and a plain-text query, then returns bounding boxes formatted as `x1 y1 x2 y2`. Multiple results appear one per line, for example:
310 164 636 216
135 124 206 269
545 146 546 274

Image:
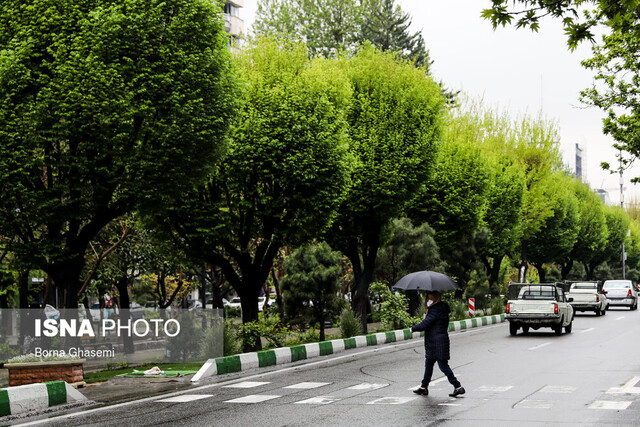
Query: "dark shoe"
449 387 465 397
413 387 428 396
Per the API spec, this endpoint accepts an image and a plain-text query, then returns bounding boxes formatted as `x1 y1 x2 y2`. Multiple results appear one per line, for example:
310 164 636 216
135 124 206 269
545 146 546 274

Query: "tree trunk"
18 270 29 309
519 243 528 283
115 275 134 354
534 263 546 283
238 288 261 352
48 256 85 309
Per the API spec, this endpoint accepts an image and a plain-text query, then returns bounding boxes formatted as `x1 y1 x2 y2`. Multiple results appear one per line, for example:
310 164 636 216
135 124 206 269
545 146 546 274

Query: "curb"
0 381 87 417
192 313 505 382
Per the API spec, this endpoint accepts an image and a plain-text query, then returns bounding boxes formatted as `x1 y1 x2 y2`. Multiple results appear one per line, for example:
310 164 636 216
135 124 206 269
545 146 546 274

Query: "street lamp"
620 169 626 279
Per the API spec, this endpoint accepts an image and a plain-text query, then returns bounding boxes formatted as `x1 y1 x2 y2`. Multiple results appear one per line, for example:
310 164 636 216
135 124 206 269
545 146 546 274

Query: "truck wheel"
554 323 563 336
595 308 601 316
601 307 606 316
522 326 530 334
509 323 518 336
565 321 572 334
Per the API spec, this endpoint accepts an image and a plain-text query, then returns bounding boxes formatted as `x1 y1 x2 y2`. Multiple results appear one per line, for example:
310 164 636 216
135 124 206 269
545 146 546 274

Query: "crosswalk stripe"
222 381 270 389
295 396 341 404
590 400 632 410
224 395 281 404
367 397 417 405
156 394 213 403
347 383 388 391
284 382 331 389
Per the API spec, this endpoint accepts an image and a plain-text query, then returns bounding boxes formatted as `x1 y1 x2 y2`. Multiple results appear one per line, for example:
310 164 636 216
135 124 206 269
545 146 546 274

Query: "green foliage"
280 241 342 337
488 297 505 315
285 329 320 346
166 313 202 363
223 321 241 356
338 307 363 338
449 299 469 321
374 218 442 286
0 0 237 306
239 313 289 350
369 282 414 330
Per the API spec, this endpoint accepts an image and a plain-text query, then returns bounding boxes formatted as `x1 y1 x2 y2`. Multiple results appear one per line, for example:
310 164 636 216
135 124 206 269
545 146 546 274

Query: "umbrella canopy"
392 270 459 292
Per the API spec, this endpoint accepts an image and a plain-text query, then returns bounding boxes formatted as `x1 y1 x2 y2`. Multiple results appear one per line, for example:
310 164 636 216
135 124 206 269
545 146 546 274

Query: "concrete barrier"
0 381 87 417
192 313 505 382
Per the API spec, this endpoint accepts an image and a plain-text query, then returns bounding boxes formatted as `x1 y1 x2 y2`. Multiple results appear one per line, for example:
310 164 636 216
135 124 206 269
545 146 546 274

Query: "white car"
44 304 59 320
227 297 242 309
603 279 637 310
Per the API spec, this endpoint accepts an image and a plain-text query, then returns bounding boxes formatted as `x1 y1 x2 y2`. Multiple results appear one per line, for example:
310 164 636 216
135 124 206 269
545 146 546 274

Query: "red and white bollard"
468 298 475 317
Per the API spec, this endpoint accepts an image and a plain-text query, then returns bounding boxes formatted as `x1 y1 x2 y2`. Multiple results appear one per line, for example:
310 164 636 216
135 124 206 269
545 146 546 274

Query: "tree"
255 0 432 69
0 0 236 308
254 0 363 57
327 44 445 332
526 175 580 282
163 37 353 351
481 0 639 49
581 28 640 178
564 180 608 279
280 242 342 341
359 0 431 69
407 121 492 288
374 218 442 315
511 116 565 281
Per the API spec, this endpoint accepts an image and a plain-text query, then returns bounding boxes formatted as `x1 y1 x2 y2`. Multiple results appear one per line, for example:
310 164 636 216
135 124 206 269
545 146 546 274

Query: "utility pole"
620 168 626 279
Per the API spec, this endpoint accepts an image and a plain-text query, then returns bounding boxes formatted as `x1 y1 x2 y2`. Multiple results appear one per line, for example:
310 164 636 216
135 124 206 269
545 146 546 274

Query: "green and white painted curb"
0 381 87 418
192 313 505 382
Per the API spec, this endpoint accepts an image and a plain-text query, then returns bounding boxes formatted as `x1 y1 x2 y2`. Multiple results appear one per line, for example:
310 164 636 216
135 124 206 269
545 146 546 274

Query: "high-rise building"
223 0 244 46
575 143 583 180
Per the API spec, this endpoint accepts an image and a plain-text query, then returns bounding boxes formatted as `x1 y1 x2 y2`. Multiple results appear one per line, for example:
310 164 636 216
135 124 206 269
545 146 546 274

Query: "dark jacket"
411 301 451 360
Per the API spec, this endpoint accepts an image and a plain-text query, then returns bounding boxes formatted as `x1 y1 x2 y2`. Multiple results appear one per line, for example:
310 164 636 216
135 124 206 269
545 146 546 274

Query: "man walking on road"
410 291 465 397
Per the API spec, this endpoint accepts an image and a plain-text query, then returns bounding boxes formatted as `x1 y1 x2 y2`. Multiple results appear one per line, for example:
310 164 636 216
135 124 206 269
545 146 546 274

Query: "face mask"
426 300 434 307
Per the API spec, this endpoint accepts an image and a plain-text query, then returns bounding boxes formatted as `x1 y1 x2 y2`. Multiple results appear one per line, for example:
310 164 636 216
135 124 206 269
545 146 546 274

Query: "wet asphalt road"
14 307 640 426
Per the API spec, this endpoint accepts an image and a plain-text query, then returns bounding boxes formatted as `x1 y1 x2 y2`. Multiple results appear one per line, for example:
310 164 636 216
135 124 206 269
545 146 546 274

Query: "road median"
192 313 505 382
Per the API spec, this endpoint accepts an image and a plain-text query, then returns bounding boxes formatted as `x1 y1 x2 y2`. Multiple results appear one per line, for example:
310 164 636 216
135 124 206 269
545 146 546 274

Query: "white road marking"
295 396 341 404
578 328 595 334
589 400 632 410
615 316 625 321
284 382 331 389
222 381 270 389
539 385 577 394
515 399 553 409
477 386 513 392
347 383 388 390
224 395 281 404
155 394 213 403
528 342 551 351
606 376 640 394
367 397 417 405
16 328 502 426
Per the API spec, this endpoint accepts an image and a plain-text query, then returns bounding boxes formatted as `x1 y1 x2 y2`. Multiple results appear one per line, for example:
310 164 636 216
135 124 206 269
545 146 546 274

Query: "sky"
240 0 640 206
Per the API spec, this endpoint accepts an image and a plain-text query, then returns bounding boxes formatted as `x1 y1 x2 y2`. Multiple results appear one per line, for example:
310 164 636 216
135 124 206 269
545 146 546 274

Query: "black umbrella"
392 270 459 292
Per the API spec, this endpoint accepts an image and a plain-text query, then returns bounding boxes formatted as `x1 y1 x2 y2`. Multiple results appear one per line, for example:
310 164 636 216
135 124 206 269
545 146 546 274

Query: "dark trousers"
421 358 461 389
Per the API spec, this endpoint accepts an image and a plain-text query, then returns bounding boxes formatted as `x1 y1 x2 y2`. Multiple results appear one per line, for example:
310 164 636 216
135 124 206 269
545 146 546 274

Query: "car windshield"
230 298 241 303
258 297 265 302
604 281 631 289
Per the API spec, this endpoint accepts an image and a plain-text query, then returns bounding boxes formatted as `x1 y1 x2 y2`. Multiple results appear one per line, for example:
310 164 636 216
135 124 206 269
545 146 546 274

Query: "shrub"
285 329 319 346
239 312 289 350
223 320 241 356
449 299 469 321
200 319 224 359
488 297 505 315
339 307 362 338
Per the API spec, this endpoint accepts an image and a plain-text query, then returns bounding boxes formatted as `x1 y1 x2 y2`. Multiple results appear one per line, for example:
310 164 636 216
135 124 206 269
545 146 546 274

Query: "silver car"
602 279 638 310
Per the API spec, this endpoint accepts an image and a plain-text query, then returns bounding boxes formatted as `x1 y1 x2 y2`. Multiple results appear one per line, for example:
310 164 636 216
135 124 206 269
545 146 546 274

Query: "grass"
84 362 203 384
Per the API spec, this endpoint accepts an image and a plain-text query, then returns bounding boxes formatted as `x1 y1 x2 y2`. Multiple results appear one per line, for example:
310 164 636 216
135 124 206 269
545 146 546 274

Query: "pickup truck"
505 282 574 336
565 281 607 316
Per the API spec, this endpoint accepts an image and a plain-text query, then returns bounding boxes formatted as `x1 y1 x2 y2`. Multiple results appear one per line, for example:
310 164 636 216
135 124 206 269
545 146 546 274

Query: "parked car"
128 301 145 320
258 296 267 311
227 297 242 309
602 279 637 310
